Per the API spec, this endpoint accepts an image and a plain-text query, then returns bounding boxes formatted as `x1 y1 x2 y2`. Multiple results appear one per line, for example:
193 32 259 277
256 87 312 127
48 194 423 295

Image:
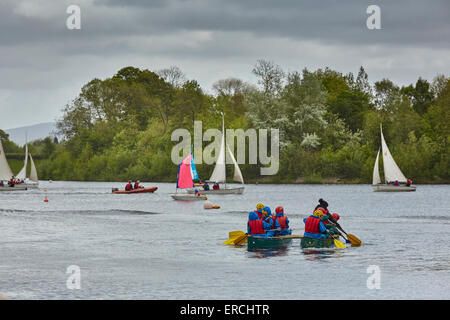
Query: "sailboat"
372 125 416 192
171 153 207 201
187 113 245 195
0 140 27 191
16 142 39 188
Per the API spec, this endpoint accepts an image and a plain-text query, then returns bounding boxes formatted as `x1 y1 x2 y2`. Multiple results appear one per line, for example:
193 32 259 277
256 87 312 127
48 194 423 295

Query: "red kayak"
112 187 158 194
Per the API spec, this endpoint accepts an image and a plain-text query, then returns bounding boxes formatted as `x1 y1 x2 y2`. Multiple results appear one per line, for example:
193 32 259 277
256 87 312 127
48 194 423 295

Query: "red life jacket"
125 183 133 191
274 215 288 229
248 220 265 235
254 210 262 220
305 216 321 234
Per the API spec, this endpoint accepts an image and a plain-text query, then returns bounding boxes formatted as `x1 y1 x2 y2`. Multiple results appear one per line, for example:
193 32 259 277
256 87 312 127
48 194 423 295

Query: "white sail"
372 149 382 185
16 143 28 180
29 153 39 182
380 126 407 183
0 140 14 180
226 144 244 184
209 114 226 183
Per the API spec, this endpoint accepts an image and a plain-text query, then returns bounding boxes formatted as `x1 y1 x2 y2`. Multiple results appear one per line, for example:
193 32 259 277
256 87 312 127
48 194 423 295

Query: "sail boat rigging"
372 125 416 192
187 112 244 195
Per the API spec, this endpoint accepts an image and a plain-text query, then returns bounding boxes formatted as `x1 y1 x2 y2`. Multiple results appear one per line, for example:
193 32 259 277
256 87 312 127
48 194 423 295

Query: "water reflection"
302 248 344 260
247 246 290 258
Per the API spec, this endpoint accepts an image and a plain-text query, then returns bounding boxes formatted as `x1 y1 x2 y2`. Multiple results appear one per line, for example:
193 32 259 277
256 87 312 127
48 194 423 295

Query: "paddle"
233 228 285 246
223 231 245 245
324 229 346 249
326 214 361 246
233 233 248 246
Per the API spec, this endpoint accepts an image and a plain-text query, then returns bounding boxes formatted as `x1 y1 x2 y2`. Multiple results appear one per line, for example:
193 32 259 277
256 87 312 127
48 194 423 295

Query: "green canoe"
300 236 334 249
247 235 293 250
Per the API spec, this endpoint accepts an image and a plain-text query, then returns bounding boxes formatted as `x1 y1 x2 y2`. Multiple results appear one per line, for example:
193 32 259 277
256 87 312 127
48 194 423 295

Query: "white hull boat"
372 125 416 192
373 184 416 192
16 141 40 187
0 185 28 191
171 193 207 201
187 186 244 195
203 112 245 194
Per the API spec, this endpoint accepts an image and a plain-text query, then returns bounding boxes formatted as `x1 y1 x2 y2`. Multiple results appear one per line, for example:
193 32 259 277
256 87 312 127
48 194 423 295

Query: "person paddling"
125 180 133 191
134 180 143 189
262 206 280 237
274 206 291 235
303 209 328 239
247 211 266 236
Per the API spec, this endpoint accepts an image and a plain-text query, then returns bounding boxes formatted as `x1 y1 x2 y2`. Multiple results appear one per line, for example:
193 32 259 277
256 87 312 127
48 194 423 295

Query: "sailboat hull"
171 193 207 201
373 184 416 192
186 186 244 195
0 185 28 191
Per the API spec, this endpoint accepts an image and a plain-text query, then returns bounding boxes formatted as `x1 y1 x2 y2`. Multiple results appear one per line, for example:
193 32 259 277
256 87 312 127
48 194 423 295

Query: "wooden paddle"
327 215 361 246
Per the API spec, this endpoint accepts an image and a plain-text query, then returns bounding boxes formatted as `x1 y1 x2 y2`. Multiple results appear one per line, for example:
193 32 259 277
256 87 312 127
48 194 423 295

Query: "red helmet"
275 206 284 214
331 213 340 221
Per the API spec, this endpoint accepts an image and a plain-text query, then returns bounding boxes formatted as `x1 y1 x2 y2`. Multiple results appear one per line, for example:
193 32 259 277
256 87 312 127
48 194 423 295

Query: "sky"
1 0 449 129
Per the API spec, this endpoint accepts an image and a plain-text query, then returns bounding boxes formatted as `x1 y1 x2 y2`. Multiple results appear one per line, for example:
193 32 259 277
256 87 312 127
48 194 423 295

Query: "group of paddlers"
124 180 144 191
247 198 343 239
247 203 292 238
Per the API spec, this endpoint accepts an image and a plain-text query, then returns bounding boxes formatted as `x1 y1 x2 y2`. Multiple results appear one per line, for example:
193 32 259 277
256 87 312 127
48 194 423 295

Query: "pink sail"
176 154 194 189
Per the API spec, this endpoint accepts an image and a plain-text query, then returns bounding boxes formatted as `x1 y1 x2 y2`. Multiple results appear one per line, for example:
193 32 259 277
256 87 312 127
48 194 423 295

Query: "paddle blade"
233 234 248 246
347 234 362 246
334 238 346 249
229 231 245 239
223 238 237 245
223 231 245 245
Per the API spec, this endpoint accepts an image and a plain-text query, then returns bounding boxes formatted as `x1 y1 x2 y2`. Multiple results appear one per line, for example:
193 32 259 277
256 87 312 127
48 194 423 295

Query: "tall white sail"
29 153 39 182
372 149 382 185
0 140 14 180
380 126 407 183
227 145 244 184
209 114 226 183
16 143 28 180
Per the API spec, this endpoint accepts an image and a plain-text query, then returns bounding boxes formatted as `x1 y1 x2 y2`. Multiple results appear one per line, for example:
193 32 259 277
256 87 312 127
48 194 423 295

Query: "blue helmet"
262 206 272 217
248 211 259 221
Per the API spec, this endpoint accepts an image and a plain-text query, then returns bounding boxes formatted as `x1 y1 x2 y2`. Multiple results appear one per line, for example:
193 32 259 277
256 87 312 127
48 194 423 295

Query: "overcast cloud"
1 0 449 129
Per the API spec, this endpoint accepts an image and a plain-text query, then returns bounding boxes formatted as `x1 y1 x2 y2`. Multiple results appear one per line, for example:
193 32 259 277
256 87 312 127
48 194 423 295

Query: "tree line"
1 62 449 183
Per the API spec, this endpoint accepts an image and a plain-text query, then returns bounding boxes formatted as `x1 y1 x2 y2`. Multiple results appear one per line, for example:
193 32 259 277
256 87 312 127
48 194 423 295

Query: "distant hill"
4 122 57 146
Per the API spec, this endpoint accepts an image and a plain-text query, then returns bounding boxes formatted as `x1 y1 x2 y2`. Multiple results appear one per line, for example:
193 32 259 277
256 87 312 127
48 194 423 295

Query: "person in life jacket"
406 179 412 187
213 182 219 190
254 203 265 219
261 206 280 237
274 206 291 235
303 209 328 239
322 213 341 236
134 180 143 189
125 180 133 191
247 211 266 236
314 199 329 214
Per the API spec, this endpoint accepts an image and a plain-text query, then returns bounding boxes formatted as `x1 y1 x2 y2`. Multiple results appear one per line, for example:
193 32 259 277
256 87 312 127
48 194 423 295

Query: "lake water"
0 182 449 300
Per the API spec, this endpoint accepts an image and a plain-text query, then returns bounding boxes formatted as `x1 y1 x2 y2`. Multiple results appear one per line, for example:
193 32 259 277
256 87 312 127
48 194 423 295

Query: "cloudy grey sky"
1 0 449 129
